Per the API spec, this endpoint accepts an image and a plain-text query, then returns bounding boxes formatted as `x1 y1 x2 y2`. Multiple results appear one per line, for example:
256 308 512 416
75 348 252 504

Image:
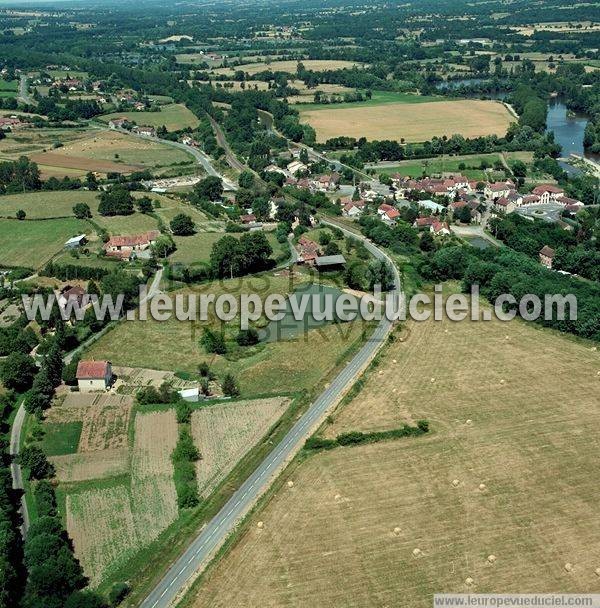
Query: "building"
64 234 87 249
0 117 22 130
287 160 308 176
297 236 320 265
539 245 556 269
132 125 156 137
240 214 257 224
377 203 400 225
76 360 113 392
178 388 200 402
342 200 365 218
431 220 451 236
315 254 347 271
484 181 514 200
532 184 565 204
108 117 129 129
58 285 86 310
104 230 160 259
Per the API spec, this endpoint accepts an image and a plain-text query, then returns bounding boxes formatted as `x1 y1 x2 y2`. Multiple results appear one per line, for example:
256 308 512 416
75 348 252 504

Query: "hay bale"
334 494 341 501
595 567 600 577
479 483 487 491
430 377 436 383
487 555 496 564
392 359 397 364
393 527 401 535
466 419 473 426
465 577 474 586
287 480 294 488
451 479 460 487
564 562 573 572
412 548 421 557
505 335 510 340
500 379 505 384
257 521 264 529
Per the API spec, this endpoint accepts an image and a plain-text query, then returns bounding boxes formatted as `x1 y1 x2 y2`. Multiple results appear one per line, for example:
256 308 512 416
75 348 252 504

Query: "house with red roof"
76 360 113 392
532 184 565 205
104 230 160 260
539 245 556 269
378 203 400 225
342 200 365 218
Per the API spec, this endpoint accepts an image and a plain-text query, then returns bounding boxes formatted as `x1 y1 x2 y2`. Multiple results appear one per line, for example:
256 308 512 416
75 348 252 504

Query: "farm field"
29 151 141 175
0 78 17 98
99 103 200 131
197 80 271 92
293 89 442 110
0 127 90 162
0 217 90 267
375 153 505 179
212 59 363 76
299 99 515 143
85 274 370 396
186 306 600 608
0 190 100 219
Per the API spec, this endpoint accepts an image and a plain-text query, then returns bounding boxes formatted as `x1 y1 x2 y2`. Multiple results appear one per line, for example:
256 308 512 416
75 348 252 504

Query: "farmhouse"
414 216 436 229
315 254 347 271
108 117 129 129
343 200 365 218
76 360 113 392
539 245 556 269
484 180 515 200
315 173 340 192
132 125 156 137
287 160 308 176
58 285 87 310
240 214 257 225
297 236 320 264
431 220 451 236
104 230 160 259
0 117 22 130
378 203 400 225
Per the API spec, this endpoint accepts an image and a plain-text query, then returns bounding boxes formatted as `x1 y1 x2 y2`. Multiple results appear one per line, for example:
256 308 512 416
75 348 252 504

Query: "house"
297 236 320 265
264 164 287 176
521 194 541 206
342 200 365 218
556 195 583 209
64 234 87 249
378 203 400 225
431 220 451 236
57 285 87 310
108 117 128 129
287 160 308 176
315 254 347 271
417 199 445 214
532 184 565 204
178 387 200 402
494 196 516 214
133 125 156 137
76 360 113 392
104 230 160 259
181 136 200 147
539 245 556 269
0 117 22 130
414 216 436 229
240 214 256 224
484 181 514 200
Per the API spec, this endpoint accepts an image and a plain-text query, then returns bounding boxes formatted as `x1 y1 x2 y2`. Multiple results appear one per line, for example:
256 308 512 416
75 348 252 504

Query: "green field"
41 422 82 456
0 79 18 97
99 104 200 131
0 217 90 267
376 153 504 179
292 90 443 111
0 191 100 219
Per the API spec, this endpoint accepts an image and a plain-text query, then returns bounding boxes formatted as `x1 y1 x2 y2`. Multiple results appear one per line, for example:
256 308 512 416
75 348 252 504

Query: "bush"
235 328 259 346
221 373 239 397
175 400 192 424
200 328 227 354
108 582 131 607
20 446 55 480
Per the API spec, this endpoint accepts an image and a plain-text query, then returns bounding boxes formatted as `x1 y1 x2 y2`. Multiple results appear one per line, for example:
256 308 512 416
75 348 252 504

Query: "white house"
76 360 113 392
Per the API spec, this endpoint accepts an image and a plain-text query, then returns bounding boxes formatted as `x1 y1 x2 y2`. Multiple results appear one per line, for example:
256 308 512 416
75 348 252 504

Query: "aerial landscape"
0 0 598 607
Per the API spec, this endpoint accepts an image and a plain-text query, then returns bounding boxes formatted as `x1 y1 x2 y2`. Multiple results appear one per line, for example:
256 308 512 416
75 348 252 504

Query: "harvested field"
188 311 600 608
213 60 363 76
52 448 129 483
192 398 290 497
67 484 139 586
130 410 178 545
29 151 141 174
300 99 515 143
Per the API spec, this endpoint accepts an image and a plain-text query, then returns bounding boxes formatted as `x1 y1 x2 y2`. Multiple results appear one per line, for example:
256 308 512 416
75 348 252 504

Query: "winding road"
140 221 401 608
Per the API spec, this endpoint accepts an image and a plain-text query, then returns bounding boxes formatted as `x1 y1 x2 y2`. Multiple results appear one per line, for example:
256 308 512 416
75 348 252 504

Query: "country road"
140 221 401 608
18 75 35 105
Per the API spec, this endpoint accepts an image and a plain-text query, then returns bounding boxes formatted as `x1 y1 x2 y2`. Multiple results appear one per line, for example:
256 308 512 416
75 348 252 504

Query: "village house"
104 230 160 259
0 117 23 130
287 160 308 176
342 200 366 218
532 184 565 204
484 181 515 200
493 196 517 214
57 285 87 310
240 213 257 225
108 117 129 130
132 125 156 137
315 173 340 192
556 195 584 209
431 220 451 236
413 216 436 230
539 245 556 269
378 203 400 225
76 360 113 392
315 254 347 271
297 236 320 265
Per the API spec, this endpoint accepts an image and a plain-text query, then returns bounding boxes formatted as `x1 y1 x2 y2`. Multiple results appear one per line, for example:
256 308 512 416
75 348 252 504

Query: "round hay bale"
430 377 436 383
399 337 404 342
257 521 264 529
412 548 421 557
487 555 496 564
597 371 600 376
392 388 397 393
500 379 505 384
479 483 487 491
393 527 401 535
334 494 341 501
591 346 597 352
505 336 510 340
452 479 460 487
564 563 573 572
392 359 397 364
378 370 384 375
466 419 473 425
465 577 474 586
287 480 294 488
595 567 600 577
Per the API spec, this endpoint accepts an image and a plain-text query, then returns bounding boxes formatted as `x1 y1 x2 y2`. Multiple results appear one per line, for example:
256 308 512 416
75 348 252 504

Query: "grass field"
85 274 370 396
0 79 17 98
0 127 90 162
186 303 600 607
99 104 200 131
30 151 141 174
212 59 363 77
300 99 515 143
0 191 100 219
293 90 441 111
0 217 90 267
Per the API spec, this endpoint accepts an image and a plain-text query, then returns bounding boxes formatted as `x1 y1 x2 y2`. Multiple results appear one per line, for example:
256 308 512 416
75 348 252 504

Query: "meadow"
185 306 600 608
212 59 363 76
299 99 515 143
99 104 200 131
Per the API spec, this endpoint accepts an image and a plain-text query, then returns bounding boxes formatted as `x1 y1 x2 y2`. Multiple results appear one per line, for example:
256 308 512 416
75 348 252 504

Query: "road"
18 75 35 105
9 401 29 537
140 221 401 608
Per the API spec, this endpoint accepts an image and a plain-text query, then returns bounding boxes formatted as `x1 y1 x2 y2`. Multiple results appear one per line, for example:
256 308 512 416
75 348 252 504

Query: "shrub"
108 582 131 607
175 400 192 424
221 373 239 397
235 328 259 346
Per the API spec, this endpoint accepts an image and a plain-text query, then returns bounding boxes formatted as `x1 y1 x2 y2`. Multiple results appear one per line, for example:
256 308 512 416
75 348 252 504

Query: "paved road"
140 222 401 608
9 401 29 537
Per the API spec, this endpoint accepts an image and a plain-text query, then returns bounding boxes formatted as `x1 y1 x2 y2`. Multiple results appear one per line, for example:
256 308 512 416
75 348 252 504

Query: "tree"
151 234 176 258
194 176 223 201
136 196 153 214
456 205 472 224
236 328 259 346
222 373 239 397
98 187 134 216
210 235 243 278
16 209 26 220
200 328 227 354
64 591 108 608
239 231 273 273
419 231 435 252
175 400 192 424
238 170 255 189
344 261 367 290
72 203 91 219
1 352 37 391
20 446 54 480
170 213 195 236
366 259 394 291
108 582 131 607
